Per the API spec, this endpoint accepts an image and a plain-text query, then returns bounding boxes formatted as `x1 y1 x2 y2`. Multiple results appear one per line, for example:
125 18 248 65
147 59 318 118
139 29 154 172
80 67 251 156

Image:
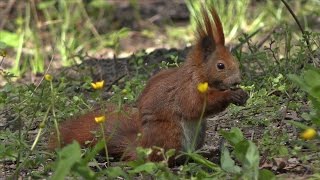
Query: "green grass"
0 0 320 179
0 0 319 76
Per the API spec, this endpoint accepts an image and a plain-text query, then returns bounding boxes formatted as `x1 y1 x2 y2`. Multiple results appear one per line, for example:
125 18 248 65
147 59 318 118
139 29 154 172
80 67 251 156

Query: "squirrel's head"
189 6 241 91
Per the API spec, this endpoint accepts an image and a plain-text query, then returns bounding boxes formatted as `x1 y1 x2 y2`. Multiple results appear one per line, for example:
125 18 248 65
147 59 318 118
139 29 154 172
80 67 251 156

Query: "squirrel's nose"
228 73 241 89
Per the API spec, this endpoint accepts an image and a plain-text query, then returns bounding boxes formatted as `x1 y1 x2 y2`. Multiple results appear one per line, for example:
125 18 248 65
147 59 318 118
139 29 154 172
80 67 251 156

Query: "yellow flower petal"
44 74 53 81
95 115 106 124
300 128 317 140
91 80 104 90
197 82 209 93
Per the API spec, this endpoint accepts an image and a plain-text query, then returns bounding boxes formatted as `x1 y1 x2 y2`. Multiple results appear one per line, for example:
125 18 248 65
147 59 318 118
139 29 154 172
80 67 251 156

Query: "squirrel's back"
49 104 140 160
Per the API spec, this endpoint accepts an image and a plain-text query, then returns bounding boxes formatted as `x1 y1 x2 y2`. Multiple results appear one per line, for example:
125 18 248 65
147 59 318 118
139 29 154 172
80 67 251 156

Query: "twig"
15 44 56 107
265 40 280 65
256 27 279 49
105 74 126 92
280 0 313 56
231 28 261 53
33 46 55 92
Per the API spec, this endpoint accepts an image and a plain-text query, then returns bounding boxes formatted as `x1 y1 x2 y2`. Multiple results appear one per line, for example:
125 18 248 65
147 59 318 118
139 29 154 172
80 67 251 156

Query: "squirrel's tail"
48 104 140 160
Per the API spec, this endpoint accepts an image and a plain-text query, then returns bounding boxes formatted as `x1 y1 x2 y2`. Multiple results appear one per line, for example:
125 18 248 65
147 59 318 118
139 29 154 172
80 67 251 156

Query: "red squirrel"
49 5 249 164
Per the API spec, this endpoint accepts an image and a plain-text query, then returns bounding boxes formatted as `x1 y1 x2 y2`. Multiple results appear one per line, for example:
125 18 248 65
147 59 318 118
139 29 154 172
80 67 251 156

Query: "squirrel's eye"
217 63 225 70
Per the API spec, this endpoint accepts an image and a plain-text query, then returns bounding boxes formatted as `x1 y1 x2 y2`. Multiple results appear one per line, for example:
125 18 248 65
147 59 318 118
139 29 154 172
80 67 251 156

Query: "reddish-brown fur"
50 5 249 164
49 104 140 160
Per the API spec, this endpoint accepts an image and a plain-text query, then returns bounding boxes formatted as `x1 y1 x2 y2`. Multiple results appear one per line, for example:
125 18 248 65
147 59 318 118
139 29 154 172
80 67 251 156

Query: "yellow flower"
95 115 106 124
91 80 104 90
197 82 209 93
44 74 53 81
300 128 317 140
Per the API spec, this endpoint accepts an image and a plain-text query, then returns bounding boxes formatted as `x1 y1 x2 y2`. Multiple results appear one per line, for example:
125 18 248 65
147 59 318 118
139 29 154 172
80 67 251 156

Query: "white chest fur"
180 118 207 152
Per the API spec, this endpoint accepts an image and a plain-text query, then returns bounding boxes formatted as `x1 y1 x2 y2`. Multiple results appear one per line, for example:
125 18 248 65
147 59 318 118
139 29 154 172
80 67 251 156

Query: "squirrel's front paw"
229 88 249 106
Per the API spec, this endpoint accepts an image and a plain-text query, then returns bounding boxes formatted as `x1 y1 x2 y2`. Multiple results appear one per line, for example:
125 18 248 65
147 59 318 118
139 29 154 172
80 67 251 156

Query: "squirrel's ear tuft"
200 36 215 60
195 5 216 53
208 6 225 45
188 4 225 64
194 4 225 60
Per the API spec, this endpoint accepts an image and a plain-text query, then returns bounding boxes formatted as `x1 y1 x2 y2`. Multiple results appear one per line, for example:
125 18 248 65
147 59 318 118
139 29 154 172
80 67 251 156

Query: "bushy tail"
48 104 141 160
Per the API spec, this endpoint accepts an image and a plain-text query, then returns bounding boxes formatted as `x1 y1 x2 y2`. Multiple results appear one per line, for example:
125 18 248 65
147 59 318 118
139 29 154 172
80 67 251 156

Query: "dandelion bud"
44 74 53 81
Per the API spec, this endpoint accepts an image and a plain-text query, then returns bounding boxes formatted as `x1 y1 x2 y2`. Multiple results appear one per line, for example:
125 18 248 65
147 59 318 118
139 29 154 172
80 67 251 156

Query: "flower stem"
50 80 61 148
31 106 51 151
100 123 110 166
191 95 207 151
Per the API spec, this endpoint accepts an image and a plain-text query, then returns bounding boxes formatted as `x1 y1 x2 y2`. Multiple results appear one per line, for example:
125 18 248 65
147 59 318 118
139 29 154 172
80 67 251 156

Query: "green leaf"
220 145 241 174
278 145 289 156
83 139 105 163
0 41 7 49
129 162 157 174
72 163 96 179
37 0 56 9
51 141 82 180
288 74 307 89
310 85 320 100
165 149 176 158
186 152 222 172
288 120 310 130
235 140 259 168
301 113 311 121
234 140 259 180
220 127 244 146
258 169 276 180
289 69 320 96
304 70 320 88
313 117 320 126
0 31 20 47
105 166 129 179
89 0 110 8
